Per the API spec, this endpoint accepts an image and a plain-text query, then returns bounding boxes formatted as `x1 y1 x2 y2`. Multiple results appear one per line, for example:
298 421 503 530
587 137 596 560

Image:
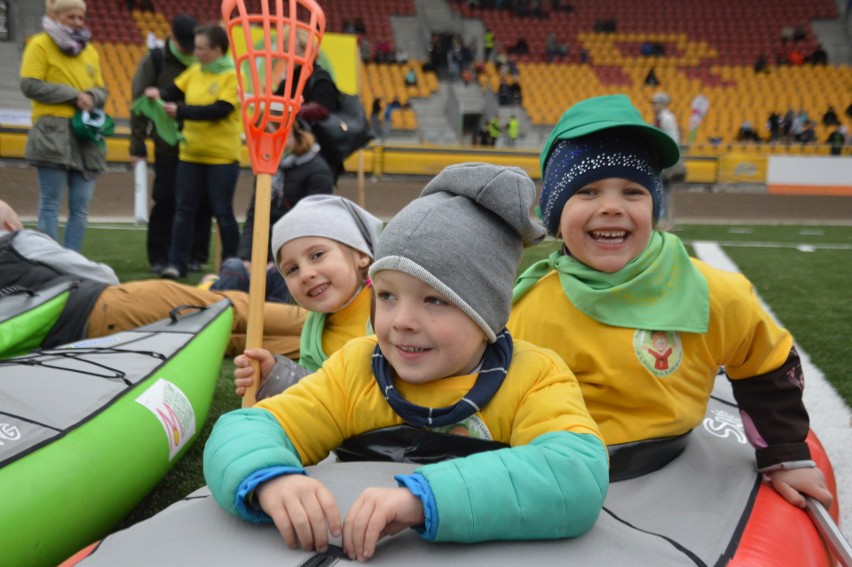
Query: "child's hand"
768 467 833 509
233 349 276 397
342 487 425 562
256 474 342 552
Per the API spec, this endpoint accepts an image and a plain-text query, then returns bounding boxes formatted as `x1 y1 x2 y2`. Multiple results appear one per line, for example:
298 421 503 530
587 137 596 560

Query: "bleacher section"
457 0 850 152
88 0 436 130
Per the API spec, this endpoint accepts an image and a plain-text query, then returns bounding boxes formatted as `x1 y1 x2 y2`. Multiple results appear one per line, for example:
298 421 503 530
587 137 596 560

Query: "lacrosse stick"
222 0 325 406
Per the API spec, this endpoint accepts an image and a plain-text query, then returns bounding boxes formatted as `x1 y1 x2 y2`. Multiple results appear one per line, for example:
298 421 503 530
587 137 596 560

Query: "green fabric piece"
70 109 114 149
298 310 327 372
201 55 235 74
513 232 709 333
130 96 185 146
168 39 197 68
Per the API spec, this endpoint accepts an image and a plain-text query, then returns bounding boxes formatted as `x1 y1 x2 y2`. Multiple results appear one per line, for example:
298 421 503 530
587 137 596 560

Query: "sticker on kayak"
136 379 197 460
63 336 123 349
702 408 747 444
0 423 21 446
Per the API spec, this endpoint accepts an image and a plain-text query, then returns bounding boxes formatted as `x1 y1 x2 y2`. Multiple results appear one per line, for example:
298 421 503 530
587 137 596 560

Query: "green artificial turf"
67 223 851 530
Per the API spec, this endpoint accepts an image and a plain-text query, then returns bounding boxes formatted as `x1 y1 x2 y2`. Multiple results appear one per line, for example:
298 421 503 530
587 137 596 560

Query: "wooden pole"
241 173 272 407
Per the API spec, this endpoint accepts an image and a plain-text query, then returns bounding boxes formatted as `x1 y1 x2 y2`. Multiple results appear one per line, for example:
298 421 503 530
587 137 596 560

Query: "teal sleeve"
203 408 304 519
415 431 608 542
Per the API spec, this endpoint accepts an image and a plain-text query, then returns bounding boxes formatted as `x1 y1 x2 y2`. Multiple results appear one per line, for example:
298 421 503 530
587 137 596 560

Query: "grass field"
69 222 852 532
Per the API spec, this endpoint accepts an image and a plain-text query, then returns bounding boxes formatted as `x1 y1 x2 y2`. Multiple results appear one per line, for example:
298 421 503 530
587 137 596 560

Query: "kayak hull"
0 300 233 567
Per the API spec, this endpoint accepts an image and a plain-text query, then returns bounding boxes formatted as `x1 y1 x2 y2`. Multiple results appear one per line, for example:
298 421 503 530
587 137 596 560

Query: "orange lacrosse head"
222 0 326 174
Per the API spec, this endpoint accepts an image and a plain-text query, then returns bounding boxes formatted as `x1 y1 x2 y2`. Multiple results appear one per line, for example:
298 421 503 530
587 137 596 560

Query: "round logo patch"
432 415 492 440
633 329 683 377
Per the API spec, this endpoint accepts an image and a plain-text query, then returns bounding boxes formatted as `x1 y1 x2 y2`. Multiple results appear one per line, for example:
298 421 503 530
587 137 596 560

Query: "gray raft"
74 377 777 566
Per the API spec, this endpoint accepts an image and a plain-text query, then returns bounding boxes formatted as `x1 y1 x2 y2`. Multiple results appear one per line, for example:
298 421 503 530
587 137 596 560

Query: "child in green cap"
508 94 832 510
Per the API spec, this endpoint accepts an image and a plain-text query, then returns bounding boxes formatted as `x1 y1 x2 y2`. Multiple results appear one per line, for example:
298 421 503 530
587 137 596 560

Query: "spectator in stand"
353 17 366 34
822 106 840 127
754 54 769 74
375 38 392 63
845 103 852 120
506 114 519 147
341 19 355 34
644 67 660 87
796 120 816 144
131 14 213 276
483 28 494 62
370 97 382 139
826 126 847 156
359 37 371 63
146 23 242 280
736 121 761 143
498 78 511 105
809 44 827 65
510 79 522 106
767 111 782 142
487 115 502 146
404 67 417 87
384 97 401 138
545 33 568 62
508 37 529 56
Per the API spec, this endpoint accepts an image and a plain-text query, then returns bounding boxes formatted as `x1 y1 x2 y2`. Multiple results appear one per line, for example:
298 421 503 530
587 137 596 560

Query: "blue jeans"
35 166 96 251
210 257 293 303
168 161 240 274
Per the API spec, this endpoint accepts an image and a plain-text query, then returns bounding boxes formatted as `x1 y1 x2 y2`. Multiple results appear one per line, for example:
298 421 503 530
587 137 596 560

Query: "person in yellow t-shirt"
232 195 382 400
508 94 832 510
144 23 241 280
20 0 107 252
204 163 608 562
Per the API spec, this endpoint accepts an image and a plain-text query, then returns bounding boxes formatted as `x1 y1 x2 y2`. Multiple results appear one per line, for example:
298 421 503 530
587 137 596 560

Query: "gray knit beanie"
369 163 545 342
271 195 382 273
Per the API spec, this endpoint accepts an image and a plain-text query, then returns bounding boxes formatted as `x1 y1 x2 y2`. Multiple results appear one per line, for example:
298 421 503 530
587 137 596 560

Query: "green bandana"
201 55 235 74
130 96 185 146
514 232 709 332
168 38 197 68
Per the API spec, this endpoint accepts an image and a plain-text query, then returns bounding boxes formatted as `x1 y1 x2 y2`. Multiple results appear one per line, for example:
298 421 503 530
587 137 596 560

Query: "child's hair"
537 94 680 235
270 194 382 281
369 162 545 342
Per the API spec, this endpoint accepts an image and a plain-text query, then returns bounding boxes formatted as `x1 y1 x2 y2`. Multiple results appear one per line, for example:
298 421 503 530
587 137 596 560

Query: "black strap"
608 431 691 482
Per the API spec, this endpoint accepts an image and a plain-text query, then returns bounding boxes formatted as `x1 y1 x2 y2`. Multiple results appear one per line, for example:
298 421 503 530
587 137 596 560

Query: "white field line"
693 241 852 540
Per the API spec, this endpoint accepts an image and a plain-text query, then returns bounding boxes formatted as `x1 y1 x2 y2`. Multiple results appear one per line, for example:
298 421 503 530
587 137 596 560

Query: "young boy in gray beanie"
205 163 608 562
508 95 832 510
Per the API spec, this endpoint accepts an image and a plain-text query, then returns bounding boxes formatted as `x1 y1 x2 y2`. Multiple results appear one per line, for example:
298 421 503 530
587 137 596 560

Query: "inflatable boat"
0 280 74 359
0 300 233 567
63 375 843 566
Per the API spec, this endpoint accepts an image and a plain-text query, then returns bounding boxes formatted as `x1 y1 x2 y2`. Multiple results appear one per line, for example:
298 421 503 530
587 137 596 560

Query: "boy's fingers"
775 481 807 508
317 488 342 538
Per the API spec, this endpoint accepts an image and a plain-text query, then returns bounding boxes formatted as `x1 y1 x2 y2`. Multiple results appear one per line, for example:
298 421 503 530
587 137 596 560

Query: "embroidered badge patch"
633 329 683 377
432 415 492 440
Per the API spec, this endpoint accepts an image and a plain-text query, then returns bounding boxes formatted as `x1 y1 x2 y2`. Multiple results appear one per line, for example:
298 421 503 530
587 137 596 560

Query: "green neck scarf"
298 284 372 372
129 96 185 146
167 39 197 68
201 55 234 74
513 232 709 332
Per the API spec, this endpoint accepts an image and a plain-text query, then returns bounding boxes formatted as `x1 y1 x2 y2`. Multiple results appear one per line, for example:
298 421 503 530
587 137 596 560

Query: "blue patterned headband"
539 128 664 235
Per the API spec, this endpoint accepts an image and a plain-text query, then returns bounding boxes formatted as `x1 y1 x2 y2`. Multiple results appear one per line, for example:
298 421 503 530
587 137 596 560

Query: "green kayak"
0 300 233 567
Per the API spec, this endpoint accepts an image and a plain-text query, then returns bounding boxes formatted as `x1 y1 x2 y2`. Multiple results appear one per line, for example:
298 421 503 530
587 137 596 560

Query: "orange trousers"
86 281 305 358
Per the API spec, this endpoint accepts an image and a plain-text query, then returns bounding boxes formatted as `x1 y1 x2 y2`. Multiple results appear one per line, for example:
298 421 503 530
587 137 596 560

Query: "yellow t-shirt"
173 64 242 164
321 285 372 357
256 336 603 465
20 33 104 123
508 258 793 446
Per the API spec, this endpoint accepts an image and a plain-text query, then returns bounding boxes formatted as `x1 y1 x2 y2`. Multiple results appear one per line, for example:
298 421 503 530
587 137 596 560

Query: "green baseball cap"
539 94 680 175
